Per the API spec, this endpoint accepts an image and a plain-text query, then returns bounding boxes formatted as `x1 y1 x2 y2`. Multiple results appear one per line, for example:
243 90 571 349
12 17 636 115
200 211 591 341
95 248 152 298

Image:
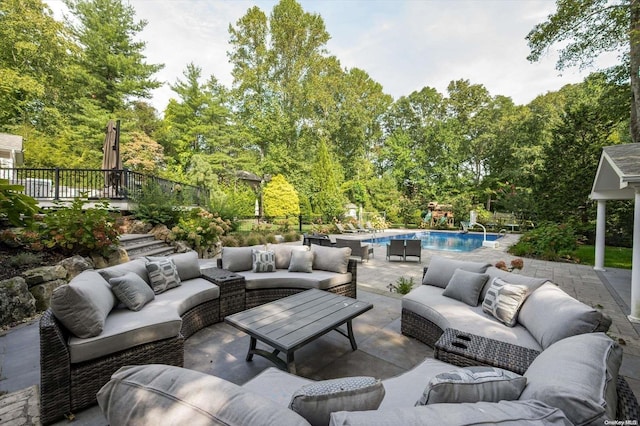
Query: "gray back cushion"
518 282 612 348
481 266 548 301
311 245 351 274
521 332 622 425
98 258 150 285
97 364 310 426
422 255 490 289
109 272 155 311
147 251 201 281
50 270 116 338
270 244 309 270
221 246 255 272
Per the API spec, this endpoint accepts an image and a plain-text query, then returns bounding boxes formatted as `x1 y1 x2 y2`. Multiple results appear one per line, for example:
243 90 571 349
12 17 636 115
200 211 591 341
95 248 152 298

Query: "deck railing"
0 168 209 207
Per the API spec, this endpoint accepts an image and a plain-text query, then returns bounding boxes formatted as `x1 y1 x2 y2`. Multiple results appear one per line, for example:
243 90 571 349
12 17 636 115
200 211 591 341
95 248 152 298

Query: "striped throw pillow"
482 278 529 327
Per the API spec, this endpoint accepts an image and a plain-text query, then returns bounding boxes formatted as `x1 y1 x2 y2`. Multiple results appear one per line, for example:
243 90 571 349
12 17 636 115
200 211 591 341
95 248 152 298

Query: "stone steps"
119 234 175 259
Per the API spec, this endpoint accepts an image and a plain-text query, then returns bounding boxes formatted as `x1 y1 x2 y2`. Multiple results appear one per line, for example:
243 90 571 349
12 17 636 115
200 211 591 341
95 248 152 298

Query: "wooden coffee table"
224 289 373 374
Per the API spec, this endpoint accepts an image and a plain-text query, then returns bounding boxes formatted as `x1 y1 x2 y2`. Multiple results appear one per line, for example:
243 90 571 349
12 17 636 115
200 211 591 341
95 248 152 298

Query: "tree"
0 0 76 133
263 174 300 217
310 138 345 220
526 0 636 141
64 0 163 113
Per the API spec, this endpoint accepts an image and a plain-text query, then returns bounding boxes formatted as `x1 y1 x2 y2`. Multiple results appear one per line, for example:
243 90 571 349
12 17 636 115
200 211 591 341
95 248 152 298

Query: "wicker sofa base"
40 298 218 425
400 308 444 347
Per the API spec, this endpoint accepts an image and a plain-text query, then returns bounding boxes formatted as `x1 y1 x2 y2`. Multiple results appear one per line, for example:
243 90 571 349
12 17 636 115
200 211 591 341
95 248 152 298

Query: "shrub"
41 198 120 256
131 181 181 227
7 252 43 268
508 222 578 260
284 231 300 242
265 234 277 244
220 235 239 247
0 179 38 227
169 208 230 253
263 174 300 218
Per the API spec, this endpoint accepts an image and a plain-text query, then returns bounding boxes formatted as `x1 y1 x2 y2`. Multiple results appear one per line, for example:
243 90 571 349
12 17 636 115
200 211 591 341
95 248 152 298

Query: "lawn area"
574 245 632 269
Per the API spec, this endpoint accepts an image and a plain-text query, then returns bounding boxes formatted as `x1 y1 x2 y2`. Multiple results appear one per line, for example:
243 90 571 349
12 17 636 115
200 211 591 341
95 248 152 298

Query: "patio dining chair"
386 239 405 261
404 239 422 263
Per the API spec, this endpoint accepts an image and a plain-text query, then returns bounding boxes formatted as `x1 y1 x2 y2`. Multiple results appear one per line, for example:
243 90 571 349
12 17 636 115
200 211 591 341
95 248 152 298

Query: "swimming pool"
363 231 501 253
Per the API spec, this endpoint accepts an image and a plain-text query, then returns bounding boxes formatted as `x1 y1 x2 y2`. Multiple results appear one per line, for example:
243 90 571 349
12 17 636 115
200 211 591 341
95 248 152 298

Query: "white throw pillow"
482 278 529 327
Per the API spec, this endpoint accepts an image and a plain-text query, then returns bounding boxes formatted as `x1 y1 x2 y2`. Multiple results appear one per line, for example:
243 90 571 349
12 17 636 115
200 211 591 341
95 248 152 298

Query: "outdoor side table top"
224 289 373 374
434 328 541 375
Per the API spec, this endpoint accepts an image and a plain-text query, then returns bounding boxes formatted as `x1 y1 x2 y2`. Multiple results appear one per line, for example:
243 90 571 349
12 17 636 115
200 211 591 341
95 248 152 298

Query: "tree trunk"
631 0 640 143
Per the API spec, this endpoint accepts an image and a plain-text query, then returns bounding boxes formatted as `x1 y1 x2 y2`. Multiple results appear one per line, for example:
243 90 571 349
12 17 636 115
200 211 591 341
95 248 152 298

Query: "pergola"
590 143 640 323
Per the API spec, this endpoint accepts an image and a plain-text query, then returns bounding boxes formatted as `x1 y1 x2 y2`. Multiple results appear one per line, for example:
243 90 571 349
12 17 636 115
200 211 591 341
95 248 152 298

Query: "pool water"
363 231 501 253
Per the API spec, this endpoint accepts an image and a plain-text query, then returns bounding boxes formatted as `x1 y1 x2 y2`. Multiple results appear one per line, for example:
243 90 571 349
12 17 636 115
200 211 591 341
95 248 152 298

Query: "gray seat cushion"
521 332 622 425
97 364 311 426
518 282 612 349
243 367 315 406
68 278 219 363
238 270 352 291
402 285 541 350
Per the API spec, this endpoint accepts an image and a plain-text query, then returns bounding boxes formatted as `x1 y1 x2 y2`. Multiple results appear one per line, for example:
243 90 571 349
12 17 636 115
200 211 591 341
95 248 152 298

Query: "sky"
44 0 621 113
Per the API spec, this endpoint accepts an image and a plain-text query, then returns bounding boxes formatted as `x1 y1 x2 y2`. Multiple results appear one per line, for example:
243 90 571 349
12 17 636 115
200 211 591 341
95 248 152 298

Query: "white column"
594 200 606 271
630 188 640 323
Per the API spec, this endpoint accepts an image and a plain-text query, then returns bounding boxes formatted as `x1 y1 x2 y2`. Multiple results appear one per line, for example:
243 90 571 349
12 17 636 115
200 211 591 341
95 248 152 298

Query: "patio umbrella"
102 120 121 194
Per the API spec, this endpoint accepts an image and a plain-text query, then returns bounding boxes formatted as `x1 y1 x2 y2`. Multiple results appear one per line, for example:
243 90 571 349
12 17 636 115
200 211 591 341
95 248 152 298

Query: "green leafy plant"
0 179 38 227
131 181 181 227
41 198 120 256
509 222 577 260
169 208 231 254
390 276 415 295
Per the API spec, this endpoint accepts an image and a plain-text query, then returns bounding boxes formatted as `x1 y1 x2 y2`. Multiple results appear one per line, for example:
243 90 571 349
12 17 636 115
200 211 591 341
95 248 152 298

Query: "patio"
1 230 639 425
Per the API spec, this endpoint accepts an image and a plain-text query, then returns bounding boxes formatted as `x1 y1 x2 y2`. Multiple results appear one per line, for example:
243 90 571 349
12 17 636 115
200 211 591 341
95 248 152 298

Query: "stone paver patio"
1 229 638 425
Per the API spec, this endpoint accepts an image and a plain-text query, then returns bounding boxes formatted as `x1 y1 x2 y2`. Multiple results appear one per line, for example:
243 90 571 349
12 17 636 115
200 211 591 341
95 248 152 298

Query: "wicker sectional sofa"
39 251 222 425
400 255 612 353
94 253 639 425
40 244 358 425
216 244 357 309
95 331 639 425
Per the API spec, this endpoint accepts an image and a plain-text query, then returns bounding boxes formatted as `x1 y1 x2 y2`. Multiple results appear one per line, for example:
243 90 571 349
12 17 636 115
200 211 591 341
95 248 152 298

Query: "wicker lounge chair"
404 239 422 262
386 239 405 261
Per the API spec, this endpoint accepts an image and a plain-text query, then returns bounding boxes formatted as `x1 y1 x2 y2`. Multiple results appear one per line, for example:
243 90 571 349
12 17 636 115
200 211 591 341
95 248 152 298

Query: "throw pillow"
521 332 622 425
145 258 181 294
289 376 385 426
270 244 310 270
482 278 529 327
422 255 491 289
146 251 201 281
442 269 489 306
481 266 548 301
109 272 155 311
310 245 351 274
252 249 276 273
416 366 526 406
50 270 116 338
288 250 314 273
